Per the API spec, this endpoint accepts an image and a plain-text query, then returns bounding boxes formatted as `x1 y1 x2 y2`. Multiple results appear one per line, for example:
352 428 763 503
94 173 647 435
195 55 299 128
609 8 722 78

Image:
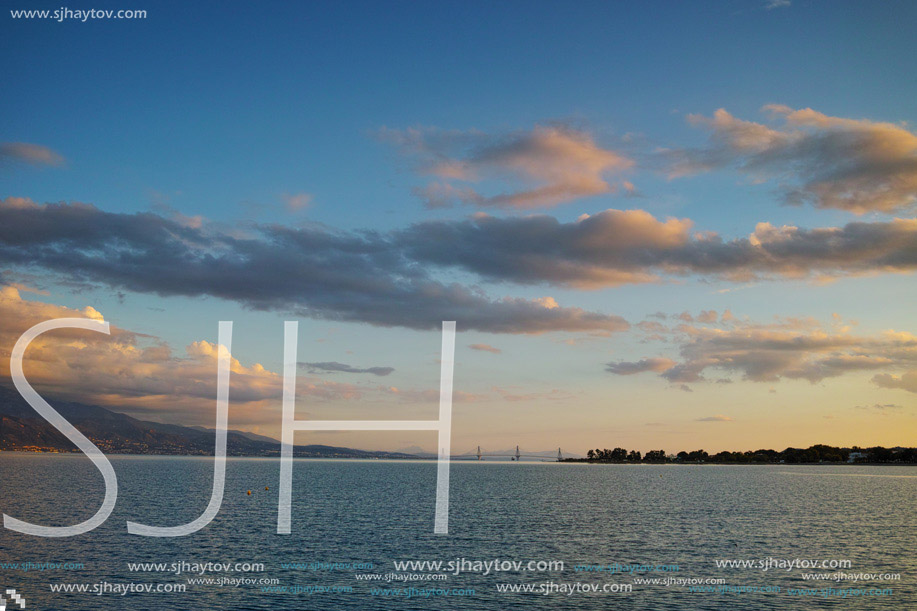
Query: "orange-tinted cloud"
398 208 917 288
612 314 917 390
0 286 358 426
383 124 634 209
697 415 733 422
669 106 917 214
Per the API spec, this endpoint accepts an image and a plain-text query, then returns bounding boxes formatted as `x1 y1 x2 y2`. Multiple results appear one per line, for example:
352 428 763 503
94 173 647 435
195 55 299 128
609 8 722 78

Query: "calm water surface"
1 454 914 610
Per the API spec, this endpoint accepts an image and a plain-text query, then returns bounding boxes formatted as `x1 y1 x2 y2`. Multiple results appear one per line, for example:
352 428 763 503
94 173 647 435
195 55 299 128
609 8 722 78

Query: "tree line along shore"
565 445 917 464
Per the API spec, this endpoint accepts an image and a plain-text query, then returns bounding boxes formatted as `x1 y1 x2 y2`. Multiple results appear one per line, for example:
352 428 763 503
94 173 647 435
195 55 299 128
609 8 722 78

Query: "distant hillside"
0 385 418 459
188 425 280 445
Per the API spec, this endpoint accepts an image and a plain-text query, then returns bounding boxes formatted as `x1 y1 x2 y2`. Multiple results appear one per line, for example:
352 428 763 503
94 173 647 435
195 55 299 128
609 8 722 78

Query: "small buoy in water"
265 486 269 490
247 490 252 495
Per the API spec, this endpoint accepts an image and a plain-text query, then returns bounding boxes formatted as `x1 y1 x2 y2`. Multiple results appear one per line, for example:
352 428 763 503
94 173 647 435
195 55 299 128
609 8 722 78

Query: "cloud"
7 286 607 429
765 0 790 9
6 199 917 334
397 209 689 288
696 310 718 323
300 361 395 376
0 285 364 425
605 357 676 375
469 343 501 354
0 142 64 167
397 208 917 288
609 315 917 388
697 415 733 422
382 125 634 209
668 106 917 213
872 370 917 393
855 403 904 411
637 320 667 334
0 198 629 335
281 192 313 212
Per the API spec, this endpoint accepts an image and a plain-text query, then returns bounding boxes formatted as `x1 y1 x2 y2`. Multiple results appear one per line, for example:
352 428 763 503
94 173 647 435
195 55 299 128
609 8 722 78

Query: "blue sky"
2 0 916 453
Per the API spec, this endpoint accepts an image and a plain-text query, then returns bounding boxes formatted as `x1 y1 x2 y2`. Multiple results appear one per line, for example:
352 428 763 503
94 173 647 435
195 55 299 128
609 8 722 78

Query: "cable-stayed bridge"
451 446 565 461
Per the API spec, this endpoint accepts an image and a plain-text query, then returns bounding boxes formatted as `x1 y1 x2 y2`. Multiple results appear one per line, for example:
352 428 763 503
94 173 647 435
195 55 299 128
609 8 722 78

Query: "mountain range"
0 385 417 459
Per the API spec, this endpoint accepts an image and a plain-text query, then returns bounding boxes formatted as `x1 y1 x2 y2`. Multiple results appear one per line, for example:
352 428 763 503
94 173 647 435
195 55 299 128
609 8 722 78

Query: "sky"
1 0 916 454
